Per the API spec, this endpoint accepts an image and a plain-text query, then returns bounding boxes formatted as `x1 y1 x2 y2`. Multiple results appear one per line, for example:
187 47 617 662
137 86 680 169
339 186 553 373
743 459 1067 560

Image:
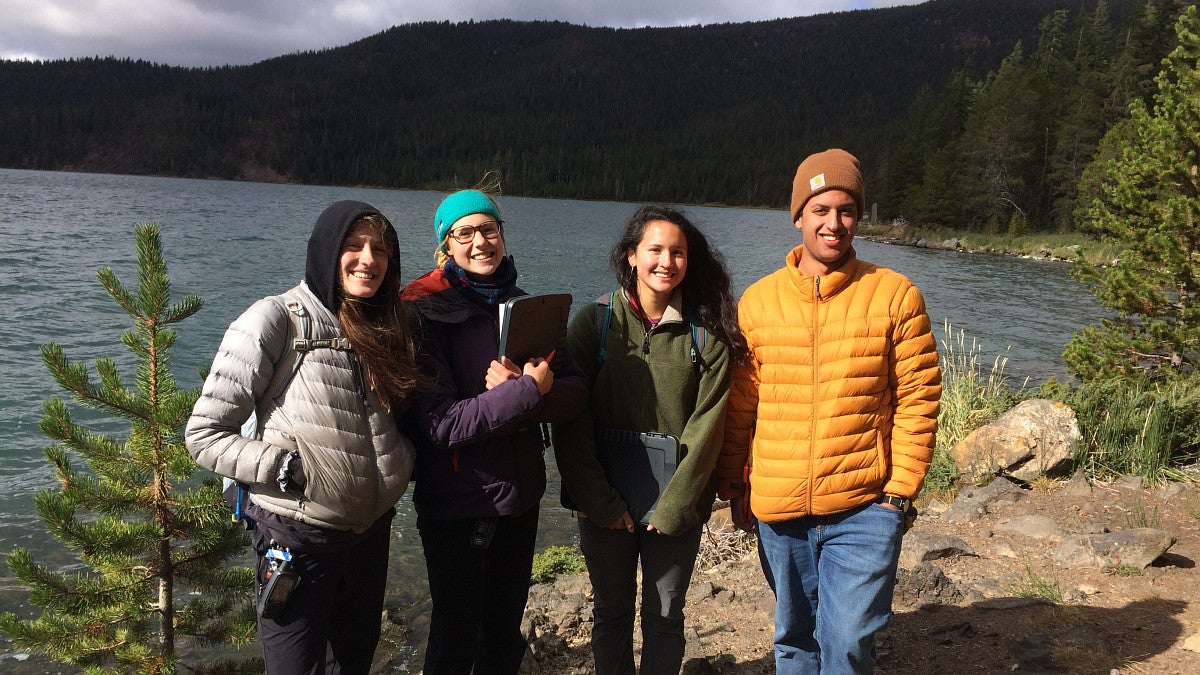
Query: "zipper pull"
350 353 370 409
642 329 651 355
815 275 823 300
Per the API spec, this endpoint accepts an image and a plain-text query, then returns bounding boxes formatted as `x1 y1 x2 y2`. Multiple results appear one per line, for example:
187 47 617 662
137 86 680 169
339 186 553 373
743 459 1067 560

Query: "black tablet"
594 426 680 525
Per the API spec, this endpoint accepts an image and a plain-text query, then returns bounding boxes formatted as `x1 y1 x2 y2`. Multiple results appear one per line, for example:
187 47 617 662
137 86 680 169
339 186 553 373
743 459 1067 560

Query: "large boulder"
949 399 1080 483
1052 528 1177 569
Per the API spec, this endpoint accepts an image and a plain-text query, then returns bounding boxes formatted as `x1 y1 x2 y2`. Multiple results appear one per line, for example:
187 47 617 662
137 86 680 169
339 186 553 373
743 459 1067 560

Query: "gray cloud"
0 0 925 67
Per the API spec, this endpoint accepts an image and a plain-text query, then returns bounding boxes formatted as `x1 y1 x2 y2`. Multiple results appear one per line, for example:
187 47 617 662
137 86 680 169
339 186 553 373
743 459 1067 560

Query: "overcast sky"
0 1 927 68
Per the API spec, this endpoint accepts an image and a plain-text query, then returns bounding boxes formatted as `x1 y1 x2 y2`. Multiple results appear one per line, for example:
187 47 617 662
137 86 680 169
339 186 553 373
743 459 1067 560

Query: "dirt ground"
518 476 1200 674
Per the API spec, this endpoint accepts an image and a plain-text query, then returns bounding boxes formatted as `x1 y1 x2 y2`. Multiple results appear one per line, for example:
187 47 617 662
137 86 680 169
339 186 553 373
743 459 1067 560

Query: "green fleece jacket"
552 288 731 536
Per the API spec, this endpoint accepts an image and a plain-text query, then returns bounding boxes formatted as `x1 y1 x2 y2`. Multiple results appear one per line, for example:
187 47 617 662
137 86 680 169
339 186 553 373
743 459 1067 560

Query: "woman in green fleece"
553 204 747 675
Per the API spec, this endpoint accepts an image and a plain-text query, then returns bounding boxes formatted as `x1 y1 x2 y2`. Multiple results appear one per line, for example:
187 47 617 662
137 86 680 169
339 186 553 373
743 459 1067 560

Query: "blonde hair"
433 236 451 268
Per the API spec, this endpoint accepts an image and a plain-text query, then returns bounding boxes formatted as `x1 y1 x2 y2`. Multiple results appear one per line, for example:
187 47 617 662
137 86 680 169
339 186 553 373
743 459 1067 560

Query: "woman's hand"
485 356 522 390
606 511 635 532
522 357 554 395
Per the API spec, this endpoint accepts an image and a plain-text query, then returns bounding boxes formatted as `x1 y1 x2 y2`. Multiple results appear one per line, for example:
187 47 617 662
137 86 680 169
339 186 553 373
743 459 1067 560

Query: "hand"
485 357 522 390
523 357 554 395
731 494 756 532
606 511 634 532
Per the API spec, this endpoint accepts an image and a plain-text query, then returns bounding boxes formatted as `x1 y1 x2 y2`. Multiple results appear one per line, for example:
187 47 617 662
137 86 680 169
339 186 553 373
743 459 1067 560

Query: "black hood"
304 200 390 314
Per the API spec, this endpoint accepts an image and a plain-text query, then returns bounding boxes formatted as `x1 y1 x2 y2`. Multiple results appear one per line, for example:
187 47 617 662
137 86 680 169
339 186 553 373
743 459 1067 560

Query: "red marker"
544 349 556 363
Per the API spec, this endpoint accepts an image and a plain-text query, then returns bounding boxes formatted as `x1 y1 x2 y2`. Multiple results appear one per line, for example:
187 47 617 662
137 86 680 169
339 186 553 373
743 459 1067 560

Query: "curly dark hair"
609 205 748 364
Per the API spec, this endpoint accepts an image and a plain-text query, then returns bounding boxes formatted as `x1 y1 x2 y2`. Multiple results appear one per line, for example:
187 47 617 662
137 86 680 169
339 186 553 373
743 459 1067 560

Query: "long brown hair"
338 214 419 412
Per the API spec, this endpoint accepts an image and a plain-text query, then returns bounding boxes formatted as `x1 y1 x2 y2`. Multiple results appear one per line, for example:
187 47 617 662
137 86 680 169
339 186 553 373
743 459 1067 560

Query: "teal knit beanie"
433 190 502 243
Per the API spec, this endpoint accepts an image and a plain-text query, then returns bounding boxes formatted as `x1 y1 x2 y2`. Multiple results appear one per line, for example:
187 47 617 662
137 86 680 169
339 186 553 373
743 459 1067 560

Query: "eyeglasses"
447 221 503 244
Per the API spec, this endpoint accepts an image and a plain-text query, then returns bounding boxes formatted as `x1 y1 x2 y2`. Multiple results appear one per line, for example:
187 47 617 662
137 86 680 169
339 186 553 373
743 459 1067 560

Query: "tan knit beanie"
790 148 865 221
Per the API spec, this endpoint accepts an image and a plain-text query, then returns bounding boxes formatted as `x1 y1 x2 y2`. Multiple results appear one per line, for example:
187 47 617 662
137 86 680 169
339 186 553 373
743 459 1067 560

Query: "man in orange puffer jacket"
717 148 941 674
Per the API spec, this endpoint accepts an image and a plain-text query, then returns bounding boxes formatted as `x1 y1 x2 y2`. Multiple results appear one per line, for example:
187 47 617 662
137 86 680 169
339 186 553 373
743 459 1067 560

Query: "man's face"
795 189 858 275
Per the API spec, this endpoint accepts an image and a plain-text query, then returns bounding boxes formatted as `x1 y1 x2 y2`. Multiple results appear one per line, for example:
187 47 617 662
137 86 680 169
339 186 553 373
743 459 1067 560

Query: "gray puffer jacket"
185 281 415 533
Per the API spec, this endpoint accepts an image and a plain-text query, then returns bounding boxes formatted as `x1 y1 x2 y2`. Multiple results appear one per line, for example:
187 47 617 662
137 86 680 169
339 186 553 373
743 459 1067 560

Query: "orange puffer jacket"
716 246 941 524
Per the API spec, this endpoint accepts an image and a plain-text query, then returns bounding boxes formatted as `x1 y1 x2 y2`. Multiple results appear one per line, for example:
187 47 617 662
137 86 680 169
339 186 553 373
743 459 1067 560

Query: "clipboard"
594 426 680 525
497 293 572 363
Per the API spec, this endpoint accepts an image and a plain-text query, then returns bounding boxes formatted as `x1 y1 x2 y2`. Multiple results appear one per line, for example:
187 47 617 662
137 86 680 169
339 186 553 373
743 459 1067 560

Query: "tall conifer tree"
1066 5 1200 381
0 224 256 673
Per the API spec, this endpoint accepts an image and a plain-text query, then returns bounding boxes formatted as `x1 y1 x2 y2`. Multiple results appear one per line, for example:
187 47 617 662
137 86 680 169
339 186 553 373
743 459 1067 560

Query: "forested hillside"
0 0 1186 231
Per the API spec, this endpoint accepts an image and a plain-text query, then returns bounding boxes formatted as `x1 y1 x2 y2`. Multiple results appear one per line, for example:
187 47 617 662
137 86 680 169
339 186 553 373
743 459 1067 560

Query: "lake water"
0 168 1102 669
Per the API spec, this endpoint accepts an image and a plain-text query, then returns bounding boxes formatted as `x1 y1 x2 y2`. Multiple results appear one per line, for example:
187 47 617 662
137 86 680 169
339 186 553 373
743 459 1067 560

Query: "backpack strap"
596 289 709 370
689 323 708 365
593 291 615 370
230 290 354 524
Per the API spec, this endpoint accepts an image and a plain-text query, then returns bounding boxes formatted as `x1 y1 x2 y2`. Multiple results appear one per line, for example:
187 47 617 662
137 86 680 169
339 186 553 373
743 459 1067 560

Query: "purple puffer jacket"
402 269 588 519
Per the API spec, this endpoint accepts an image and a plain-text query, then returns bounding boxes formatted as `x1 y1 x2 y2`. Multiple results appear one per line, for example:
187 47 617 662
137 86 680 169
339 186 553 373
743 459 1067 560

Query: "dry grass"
695 515 757 571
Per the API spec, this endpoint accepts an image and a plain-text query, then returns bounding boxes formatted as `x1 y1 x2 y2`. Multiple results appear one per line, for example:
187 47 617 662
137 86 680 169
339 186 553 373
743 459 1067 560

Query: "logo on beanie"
809 173 827 192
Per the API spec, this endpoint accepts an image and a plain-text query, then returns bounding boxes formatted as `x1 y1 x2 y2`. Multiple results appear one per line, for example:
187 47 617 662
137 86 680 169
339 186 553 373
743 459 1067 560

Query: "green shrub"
1039 376 1200 484
1125 499 1162 529
531 545 587 583
1012 563 1063 603
924 322 1026 497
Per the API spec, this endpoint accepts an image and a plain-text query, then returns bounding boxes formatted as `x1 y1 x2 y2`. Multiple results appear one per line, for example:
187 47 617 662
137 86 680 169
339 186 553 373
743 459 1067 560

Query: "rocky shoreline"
857 225 1079 263
508 473 1200 674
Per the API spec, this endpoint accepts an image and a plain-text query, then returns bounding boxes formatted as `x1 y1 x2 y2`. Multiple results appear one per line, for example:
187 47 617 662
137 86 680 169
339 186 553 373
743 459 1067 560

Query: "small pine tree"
1066 5 1200 382
0 224 257 673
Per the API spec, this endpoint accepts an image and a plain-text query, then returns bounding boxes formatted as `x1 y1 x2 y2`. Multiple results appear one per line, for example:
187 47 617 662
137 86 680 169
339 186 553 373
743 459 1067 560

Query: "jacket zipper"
809 275 821 514
349 352 383 499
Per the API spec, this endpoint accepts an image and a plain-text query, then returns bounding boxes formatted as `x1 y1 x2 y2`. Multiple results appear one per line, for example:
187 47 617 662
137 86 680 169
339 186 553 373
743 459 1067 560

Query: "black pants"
253 521 390 675
418 504 540 675
578 516 703 675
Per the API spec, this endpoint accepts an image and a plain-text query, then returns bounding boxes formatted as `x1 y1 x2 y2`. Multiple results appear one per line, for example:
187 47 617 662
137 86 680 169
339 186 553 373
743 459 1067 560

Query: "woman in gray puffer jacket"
186 200 419 674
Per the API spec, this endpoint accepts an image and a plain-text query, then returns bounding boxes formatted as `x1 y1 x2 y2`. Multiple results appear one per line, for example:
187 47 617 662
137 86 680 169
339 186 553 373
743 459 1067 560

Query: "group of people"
184 148 942 675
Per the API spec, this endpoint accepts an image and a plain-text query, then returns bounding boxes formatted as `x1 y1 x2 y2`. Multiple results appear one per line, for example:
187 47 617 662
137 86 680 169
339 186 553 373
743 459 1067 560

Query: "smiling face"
626 219 688 308
446 212 507 280
795 188 858 276
339 223 389 299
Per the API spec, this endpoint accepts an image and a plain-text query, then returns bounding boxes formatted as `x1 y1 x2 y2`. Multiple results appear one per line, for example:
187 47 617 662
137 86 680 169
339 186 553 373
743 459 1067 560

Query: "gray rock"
1158 481 1187 500
894 562 967 608
942 477 1025 523
993 514 1064 541
1052 528 1177 569
1061 469 1093 497
1114 475 1145 489
899 532 977 569
949 399 1080 482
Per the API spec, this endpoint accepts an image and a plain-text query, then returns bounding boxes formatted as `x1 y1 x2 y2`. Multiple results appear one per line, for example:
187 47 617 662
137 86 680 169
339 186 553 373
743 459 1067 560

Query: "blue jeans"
757 502 904 674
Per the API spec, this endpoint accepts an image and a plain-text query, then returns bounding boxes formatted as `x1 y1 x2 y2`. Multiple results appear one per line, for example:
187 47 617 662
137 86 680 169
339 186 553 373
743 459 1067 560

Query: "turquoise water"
0 168 1102 668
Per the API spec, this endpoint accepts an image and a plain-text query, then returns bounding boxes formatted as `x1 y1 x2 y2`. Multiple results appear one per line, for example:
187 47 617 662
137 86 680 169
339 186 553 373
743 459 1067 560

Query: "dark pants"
578 516 703 675
253 521 391 675
418 504 540 675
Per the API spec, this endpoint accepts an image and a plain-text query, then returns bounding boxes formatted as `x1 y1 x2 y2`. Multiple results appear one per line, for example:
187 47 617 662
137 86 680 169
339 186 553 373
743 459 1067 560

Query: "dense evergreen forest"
0 0 1187 232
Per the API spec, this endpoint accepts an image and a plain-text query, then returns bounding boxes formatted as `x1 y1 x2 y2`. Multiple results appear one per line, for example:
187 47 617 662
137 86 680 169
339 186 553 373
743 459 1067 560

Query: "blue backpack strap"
594 291 615 370
690 323 707 365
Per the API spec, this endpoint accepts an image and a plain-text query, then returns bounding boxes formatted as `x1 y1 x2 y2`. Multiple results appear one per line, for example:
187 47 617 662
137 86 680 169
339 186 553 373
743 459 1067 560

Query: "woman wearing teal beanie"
402 189 588 674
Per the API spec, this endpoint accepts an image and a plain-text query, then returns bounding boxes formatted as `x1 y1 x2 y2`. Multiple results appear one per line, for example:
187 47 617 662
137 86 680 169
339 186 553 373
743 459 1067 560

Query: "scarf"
443 255 519 307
